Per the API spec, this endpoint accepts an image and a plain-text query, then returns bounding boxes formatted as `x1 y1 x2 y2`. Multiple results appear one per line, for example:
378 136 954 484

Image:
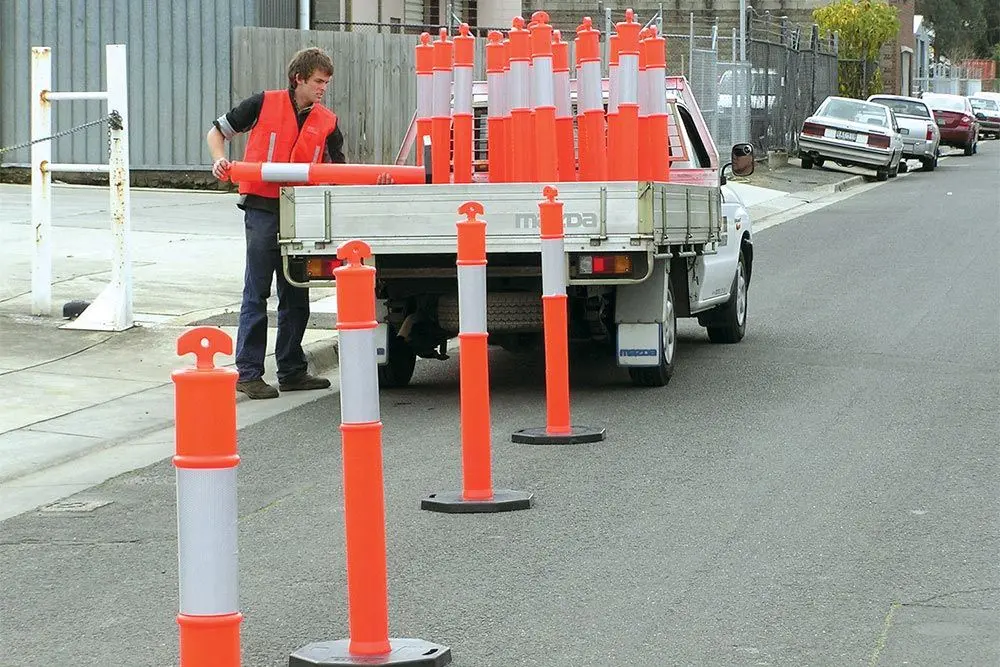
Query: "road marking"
868 601 902 666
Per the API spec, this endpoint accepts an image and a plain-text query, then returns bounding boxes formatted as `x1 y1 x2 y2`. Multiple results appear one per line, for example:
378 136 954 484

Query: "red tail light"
802 122 825 136
305 257 345 279
925 124 934 140
867 134 890 149
959 115 972 126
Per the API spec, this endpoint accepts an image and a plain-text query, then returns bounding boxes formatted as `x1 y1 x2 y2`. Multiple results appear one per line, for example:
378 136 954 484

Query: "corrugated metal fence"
0 0 254 170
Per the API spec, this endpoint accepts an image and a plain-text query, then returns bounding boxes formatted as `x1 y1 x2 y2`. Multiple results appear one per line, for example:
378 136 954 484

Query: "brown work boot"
236 378 279 399
278 372 331 392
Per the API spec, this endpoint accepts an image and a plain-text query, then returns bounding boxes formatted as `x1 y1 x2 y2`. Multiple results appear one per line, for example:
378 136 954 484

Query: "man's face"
297 70 331 105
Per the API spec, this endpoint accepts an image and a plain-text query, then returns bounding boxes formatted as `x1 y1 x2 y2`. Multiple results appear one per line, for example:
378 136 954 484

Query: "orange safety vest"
239 89 338 199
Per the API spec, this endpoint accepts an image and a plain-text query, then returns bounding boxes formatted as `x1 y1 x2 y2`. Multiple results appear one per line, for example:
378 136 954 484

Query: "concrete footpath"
0 158 875 520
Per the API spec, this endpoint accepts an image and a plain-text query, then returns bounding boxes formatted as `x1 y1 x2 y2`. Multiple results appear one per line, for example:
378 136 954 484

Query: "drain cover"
40 499 112 513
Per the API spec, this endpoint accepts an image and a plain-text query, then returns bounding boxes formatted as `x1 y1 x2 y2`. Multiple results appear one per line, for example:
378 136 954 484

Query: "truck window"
676 105 711 169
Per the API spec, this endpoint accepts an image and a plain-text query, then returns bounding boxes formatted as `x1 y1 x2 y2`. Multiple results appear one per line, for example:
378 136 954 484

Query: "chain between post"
0 111 119 155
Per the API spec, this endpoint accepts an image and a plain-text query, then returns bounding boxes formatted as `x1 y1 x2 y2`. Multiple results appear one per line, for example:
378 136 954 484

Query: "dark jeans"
235 207 310 383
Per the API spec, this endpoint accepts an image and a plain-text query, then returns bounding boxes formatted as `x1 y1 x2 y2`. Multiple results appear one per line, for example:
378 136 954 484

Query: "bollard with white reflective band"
452 23 475 184
645 25 671 182
508 17 534 183
486 31 508 183
574 16 607 182
529 11 558 183
415 32 434 168
611 10 641 180
289 240 452 667
552 29 576 182
422 204 533 514
512 187 606 445
172 326 242 667
431 28 454 185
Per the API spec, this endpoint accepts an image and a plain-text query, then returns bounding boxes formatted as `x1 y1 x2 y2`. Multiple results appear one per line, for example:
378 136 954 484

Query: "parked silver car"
798 96 904 181
867 94 941 171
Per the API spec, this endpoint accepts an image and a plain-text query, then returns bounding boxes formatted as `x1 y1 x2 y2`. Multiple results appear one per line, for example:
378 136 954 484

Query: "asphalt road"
1 143 998 667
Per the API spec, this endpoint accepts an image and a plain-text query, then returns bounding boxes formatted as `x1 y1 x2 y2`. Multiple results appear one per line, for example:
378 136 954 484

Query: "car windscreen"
870 98 930 118
922 95 965 112
819 99 889 126
971 97 999 111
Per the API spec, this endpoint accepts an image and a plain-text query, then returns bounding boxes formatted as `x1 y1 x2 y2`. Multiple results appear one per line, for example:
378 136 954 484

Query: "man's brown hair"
287 47 333 88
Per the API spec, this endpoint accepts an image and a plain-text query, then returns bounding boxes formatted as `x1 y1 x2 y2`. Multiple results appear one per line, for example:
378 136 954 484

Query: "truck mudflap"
616 323 663 367
613 257 672 368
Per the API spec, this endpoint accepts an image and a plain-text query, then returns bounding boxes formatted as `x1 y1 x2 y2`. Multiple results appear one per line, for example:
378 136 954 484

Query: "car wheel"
964 141 974 156
801 155 814 169
876 167 889 181
628 280 676 388
898 160 908 174
705 250 749 345
814 157 826 168
921 155 937 171
377 325 417 388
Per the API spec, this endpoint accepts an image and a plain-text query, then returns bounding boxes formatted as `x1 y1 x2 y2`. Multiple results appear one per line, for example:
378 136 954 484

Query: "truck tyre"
628 280 676 387
706 250 748 344
377 326 417 388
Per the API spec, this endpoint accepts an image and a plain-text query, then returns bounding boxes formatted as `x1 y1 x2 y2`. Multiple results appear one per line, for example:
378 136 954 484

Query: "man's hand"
212 157 231 181
375 172 395 185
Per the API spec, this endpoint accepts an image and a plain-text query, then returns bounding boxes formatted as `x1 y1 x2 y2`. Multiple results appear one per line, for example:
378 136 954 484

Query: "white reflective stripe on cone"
487 72 504 117
177 467 238 615
541 238 566 297
261 163 310 181
432 70 452 117
454 67 473 114
417 75 433 118
581 61 603 111
618 54 639 104
509 63 529 109
531 57 555 108
648 68 668 114
608 67 620 114
339 328 380 424
554 72 571 117
639 67 649 116
457 265 487 334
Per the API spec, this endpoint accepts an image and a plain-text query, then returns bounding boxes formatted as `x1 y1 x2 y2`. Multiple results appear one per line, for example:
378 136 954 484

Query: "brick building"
879 0 915 95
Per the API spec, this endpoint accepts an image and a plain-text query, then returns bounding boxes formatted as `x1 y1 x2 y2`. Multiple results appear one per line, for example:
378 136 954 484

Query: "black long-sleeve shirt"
214 88 345 213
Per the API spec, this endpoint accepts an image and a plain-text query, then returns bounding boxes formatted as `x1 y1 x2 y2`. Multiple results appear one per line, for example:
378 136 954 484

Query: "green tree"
814 0 901 98
916 0 999 60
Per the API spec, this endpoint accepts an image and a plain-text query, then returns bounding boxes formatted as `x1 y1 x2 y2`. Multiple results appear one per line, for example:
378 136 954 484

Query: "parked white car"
867 94 940 171
797 96 904 181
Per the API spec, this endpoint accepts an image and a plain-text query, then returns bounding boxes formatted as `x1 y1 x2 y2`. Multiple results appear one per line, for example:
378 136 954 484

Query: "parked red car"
920 92 979 155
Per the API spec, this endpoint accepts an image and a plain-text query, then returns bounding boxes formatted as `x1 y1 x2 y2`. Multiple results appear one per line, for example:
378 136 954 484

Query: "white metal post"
30 47 52 317
63 44 133 331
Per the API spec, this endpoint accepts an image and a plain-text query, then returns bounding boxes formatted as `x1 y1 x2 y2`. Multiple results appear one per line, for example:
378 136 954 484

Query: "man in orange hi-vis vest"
206 47 392 399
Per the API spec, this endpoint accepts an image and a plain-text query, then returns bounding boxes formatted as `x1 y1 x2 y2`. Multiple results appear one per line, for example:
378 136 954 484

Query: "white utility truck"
277 76 757 388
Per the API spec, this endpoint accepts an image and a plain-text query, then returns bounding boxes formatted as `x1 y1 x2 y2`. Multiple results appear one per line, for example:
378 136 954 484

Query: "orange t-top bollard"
485 30 508 183
612 9 641 181
529 11 558 183
507 17 534 183
227 160 429 186
431 28 454 185
575 17 607 182
606 31 621 181
415 32 434 167
644 25 671 182
288 242 452 666
452 23 475 184
512 187 606 445
638 27 652 181
172 326 242 667
552 29 577 181
422 203 533 514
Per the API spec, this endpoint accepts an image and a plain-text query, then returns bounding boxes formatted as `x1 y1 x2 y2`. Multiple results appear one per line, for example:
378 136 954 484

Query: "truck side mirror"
731 143 755 177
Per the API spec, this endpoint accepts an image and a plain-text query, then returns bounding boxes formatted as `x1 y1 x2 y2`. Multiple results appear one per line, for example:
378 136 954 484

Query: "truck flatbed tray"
278 181 722 256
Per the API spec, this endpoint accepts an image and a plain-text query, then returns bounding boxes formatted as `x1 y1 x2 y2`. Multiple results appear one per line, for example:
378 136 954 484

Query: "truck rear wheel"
706 250 748 344
377 326 417 388
627 281 676 387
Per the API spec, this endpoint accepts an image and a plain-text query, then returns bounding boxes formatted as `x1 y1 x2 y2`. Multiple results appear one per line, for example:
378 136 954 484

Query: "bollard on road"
289 240 452 667
512 187 606 445
422 203 533 514
172 326 242 667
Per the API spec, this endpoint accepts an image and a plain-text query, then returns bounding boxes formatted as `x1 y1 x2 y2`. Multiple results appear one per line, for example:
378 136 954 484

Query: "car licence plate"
899 127 909 134
835 129 856 141
936 117 946 125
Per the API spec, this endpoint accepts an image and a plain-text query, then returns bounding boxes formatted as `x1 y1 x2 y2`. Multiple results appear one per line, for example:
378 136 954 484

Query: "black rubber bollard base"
420 489 533 513
289 638 451 666
511 425 606 445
